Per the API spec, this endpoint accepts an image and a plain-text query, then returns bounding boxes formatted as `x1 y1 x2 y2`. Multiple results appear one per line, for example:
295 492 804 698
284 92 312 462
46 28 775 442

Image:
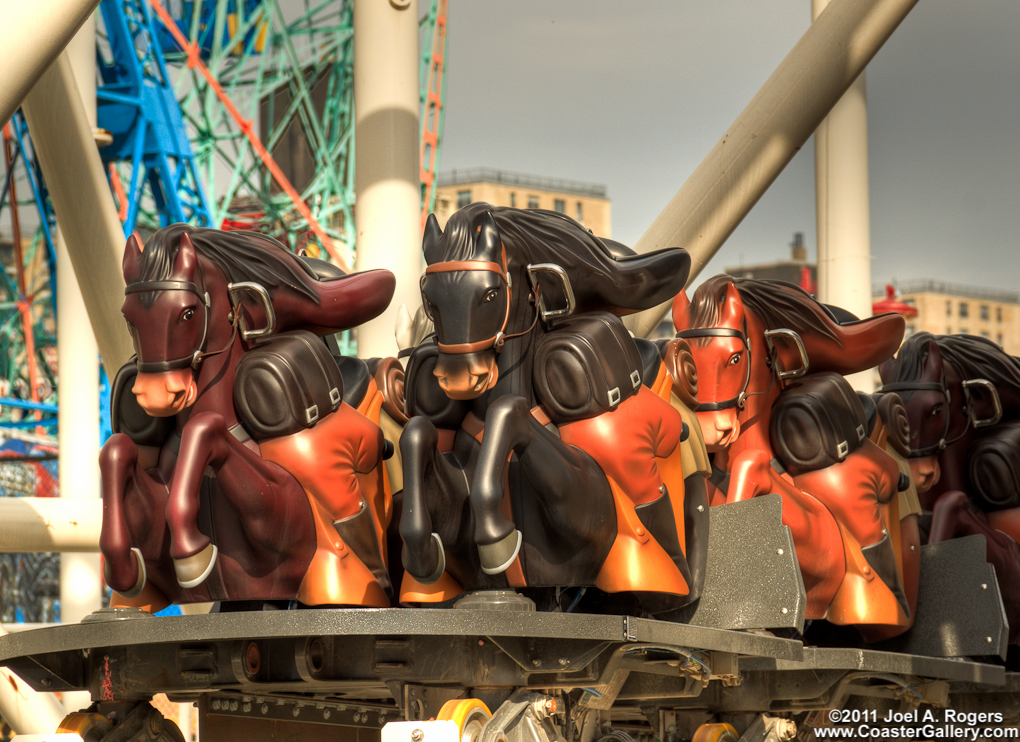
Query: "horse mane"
139 224 319 307
891 332 1020 395
439 202 689 313
689 275 838 342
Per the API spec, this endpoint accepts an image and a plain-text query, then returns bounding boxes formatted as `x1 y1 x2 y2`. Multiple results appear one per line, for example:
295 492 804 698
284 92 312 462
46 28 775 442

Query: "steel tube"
353 0 422 358
0 0 100 129
22 52 134 375
0 498 101 554
626 0 919 338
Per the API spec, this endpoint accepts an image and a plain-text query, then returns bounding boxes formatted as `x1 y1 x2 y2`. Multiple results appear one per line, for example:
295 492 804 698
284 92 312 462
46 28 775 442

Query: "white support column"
57 16 103 716
813 0 875 391
353 0 421 359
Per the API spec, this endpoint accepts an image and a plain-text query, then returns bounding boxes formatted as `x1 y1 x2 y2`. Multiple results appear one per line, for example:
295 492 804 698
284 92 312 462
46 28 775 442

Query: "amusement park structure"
4 0 1020 740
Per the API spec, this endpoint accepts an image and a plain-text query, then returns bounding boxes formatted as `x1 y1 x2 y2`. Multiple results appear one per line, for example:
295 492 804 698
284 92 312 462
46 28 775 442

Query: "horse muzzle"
433 352 499 400
132 369 198 417
698 409 741 450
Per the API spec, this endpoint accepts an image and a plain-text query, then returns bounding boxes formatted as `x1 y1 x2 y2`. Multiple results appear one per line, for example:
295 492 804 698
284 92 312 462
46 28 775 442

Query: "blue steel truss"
97 0 212 234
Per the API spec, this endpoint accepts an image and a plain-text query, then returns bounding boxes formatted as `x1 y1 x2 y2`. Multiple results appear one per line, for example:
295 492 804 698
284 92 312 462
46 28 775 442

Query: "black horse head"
418 203 691 400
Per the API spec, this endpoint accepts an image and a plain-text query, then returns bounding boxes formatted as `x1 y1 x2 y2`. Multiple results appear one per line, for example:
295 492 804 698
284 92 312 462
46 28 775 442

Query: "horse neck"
933 364 975 493
182 265 245 427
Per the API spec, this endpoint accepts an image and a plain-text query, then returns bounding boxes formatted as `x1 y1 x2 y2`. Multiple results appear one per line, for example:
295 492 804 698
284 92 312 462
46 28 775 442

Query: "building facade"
433 168 611 238
874 280 1020 355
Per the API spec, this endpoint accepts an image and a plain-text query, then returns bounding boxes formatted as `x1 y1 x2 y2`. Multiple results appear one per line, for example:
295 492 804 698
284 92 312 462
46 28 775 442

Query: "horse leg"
398 417 467 583
470 395 532 573
167 411 312 588
99 434 146 596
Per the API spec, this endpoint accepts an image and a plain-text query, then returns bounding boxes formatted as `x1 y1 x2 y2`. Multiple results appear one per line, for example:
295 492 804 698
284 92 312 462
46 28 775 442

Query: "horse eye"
930 404 942 417
181 308 196 322
484 288 499 303
728 352 742 366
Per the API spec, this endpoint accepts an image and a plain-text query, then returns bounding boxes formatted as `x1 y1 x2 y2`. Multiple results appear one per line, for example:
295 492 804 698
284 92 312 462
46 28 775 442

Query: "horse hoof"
174 543 218 588
479 530 522 575
104 548 147 599
413 533 447 585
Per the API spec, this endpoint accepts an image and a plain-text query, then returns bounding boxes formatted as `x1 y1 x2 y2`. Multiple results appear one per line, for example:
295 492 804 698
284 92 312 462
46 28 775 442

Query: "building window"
998 333 1004 345
982 331 991 339
510 192 516 208
946 327 952 334
997 307 1003 322
554 199 566 214
981 305 990 321
457 190 472 208
960 328 968 335
576 202 583 221
946 300 952 317
959 302 969 319
528 195 539 209
905 325 916 337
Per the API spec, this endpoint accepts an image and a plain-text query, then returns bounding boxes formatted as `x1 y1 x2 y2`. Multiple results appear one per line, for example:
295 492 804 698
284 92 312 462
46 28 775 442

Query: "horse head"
673 283 753 450
122 231 223 417
879 336 954 493
420 212 510 400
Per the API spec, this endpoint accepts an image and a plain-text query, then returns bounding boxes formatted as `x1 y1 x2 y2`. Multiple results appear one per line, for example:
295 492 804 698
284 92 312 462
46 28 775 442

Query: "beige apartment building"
877 280 1020 355
433 168 611 238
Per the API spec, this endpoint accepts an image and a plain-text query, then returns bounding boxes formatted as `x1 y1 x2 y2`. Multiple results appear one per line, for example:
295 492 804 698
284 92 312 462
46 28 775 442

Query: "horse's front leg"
470 395 532 574
99 434 148 596
399 417 467 583
167 411 311 588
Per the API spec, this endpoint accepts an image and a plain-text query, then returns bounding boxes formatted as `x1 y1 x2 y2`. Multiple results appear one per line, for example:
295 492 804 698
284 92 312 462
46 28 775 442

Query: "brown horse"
100 225 396 609
879 332 1020 642
673 276 917 638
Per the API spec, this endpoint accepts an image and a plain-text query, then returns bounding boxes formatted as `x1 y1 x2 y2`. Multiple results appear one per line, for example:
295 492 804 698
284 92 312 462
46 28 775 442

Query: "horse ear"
122 234 143 283
422 213 444 265
672 290 692 331
172 231 199 278
476 211 501 263
923 339 944 379
718 282 744 329
878 356 896 385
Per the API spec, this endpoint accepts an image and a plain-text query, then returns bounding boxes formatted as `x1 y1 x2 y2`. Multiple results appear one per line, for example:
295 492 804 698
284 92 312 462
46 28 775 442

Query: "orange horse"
672 276 917 639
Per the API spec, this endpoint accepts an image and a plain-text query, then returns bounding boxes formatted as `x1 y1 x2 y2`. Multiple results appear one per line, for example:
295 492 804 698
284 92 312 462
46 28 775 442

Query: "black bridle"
879 375 1002 458
125 268 275 374
675 326 753 411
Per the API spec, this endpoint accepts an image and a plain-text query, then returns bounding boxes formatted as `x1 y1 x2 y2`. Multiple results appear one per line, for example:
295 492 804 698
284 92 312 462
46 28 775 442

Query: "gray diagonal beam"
627 0 920 338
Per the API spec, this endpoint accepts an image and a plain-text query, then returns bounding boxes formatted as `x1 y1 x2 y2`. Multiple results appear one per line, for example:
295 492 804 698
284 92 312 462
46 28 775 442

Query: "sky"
435 1 1020 294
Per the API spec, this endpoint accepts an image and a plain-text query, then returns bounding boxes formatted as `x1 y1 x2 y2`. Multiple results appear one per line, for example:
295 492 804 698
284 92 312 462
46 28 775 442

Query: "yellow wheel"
692 723 738 742
437 698 492 742
57 712 113 741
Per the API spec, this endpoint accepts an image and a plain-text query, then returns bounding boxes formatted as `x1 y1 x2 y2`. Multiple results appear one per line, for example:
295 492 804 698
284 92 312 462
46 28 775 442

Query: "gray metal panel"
877 535 1009 660
687 495 806 632
740 647 1006 685
0 608 802 666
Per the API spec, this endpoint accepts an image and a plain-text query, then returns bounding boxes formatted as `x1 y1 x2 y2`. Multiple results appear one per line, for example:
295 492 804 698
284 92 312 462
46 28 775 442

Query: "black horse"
399 203 697 613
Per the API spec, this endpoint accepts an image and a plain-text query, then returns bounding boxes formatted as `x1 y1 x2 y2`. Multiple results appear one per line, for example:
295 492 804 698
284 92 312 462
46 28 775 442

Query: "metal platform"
0 608 1016 734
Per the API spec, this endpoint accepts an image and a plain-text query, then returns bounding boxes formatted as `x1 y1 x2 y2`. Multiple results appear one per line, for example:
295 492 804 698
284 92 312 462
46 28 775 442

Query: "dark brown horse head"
121 224 396 415
122 232 207 417
879 332 1020 494
879 336 948 492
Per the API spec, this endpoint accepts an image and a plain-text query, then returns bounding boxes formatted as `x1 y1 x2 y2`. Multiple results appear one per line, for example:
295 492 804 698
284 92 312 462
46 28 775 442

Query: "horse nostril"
172 390 186 406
